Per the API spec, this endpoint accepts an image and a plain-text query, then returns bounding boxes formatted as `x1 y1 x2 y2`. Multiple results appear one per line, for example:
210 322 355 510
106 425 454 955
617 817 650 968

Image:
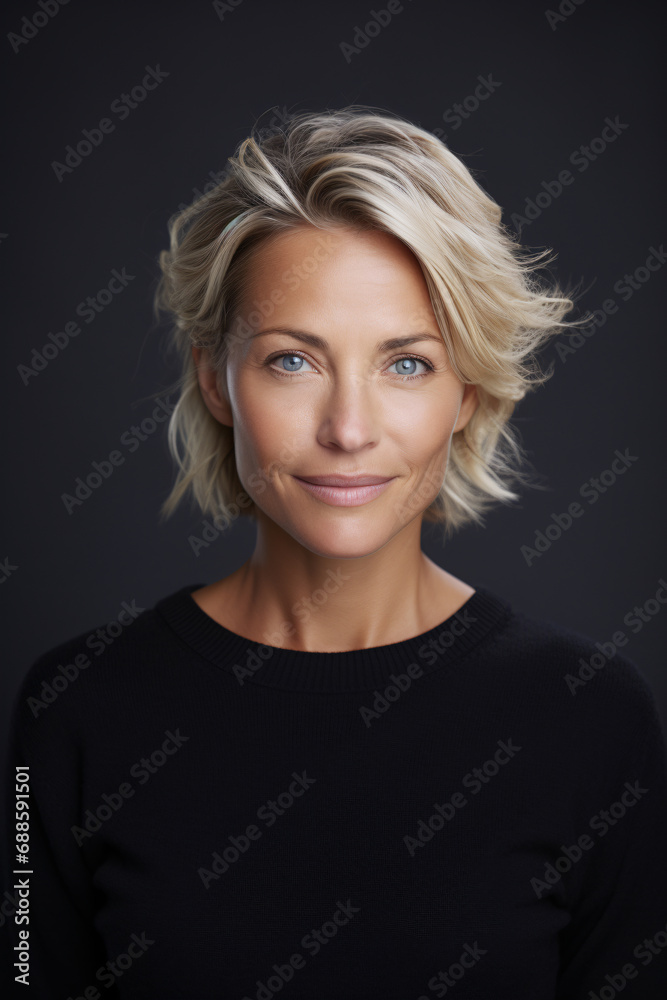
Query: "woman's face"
196 223 478 558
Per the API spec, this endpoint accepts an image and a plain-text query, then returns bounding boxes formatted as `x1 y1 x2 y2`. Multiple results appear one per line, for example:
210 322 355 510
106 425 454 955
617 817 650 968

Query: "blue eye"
275 354 313 373
388 356 432 379
265 352 434 381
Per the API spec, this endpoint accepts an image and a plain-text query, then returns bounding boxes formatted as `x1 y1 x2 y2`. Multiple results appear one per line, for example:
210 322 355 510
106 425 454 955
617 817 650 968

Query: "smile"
292 476 396 507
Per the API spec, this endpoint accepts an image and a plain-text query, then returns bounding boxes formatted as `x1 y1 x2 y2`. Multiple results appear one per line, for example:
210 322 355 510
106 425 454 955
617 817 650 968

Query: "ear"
192 346 233 427
453 383 479 434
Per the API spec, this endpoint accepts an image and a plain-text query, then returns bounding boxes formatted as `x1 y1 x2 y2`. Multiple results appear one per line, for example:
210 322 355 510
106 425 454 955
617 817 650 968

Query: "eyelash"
264 351 435 382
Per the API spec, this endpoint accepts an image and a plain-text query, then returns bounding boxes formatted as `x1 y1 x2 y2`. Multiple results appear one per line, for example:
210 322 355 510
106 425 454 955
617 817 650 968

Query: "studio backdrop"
1 0 665 843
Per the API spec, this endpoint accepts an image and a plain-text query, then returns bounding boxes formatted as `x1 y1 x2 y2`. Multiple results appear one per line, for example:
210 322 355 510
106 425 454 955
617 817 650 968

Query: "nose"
314 370 382 453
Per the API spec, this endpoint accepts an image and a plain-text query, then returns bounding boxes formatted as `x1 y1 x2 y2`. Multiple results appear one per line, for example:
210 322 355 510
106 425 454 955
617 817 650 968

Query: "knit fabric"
3 582 667 998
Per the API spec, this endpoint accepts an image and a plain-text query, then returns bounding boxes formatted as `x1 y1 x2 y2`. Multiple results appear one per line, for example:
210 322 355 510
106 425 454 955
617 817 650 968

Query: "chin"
288 520 395 560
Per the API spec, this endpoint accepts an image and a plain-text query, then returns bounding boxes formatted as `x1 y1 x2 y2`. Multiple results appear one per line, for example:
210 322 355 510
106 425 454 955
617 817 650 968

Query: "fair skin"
190 223 479 652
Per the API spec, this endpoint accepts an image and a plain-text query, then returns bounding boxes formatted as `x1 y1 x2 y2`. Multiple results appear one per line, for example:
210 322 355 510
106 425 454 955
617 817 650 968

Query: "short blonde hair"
154 104 589 541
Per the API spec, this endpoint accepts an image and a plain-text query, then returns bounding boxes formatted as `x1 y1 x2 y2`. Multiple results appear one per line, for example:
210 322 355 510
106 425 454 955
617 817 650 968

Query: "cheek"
231 380 301 481
392 388 462 452
231 366 462 476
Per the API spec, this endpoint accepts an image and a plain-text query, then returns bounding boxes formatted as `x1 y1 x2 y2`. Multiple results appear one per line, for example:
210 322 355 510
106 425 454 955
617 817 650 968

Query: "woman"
4 106 667 999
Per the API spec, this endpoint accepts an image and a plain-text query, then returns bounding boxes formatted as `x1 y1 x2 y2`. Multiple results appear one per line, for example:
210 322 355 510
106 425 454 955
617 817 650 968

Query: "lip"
293 475 396 507
296 475 393 486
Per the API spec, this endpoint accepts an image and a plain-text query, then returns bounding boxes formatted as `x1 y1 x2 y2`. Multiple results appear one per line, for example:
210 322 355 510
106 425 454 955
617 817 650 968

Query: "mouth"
296 475 393 487
292 475 396 507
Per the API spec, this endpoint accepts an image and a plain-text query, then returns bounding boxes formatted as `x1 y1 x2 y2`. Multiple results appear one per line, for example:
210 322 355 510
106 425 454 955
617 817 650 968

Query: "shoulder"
490 596 665 755
8 584 199 735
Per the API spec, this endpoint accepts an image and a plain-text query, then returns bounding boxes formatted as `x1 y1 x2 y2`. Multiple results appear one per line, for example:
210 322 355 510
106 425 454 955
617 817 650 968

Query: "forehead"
255 222 421 269
238 224 435 324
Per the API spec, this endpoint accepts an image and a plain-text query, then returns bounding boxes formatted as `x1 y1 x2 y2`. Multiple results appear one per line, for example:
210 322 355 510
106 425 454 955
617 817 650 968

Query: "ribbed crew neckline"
155 582 513 693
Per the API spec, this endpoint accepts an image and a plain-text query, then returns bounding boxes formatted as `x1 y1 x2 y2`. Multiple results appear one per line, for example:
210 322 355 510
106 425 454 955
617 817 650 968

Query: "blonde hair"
153 103 590 542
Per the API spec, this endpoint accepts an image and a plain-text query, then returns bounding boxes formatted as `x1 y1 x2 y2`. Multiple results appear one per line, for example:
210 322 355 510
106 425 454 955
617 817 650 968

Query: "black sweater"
3 582 667 999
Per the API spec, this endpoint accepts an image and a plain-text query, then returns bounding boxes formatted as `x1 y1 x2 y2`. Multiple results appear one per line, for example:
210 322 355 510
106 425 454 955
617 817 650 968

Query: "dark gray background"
2 0 665 811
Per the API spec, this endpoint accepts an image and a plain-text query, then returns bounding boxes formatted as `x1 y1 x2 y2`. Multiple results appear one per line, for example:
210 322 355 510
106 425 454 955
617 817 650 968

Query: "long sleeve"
3 582 666 997
1 658 120 999
555 674 667 998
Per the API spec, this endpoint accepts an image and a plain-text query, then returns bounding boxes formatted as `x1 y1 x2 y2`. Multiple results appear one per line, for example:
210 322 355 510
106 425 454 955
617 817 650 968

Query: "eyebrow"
250 327 445 352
